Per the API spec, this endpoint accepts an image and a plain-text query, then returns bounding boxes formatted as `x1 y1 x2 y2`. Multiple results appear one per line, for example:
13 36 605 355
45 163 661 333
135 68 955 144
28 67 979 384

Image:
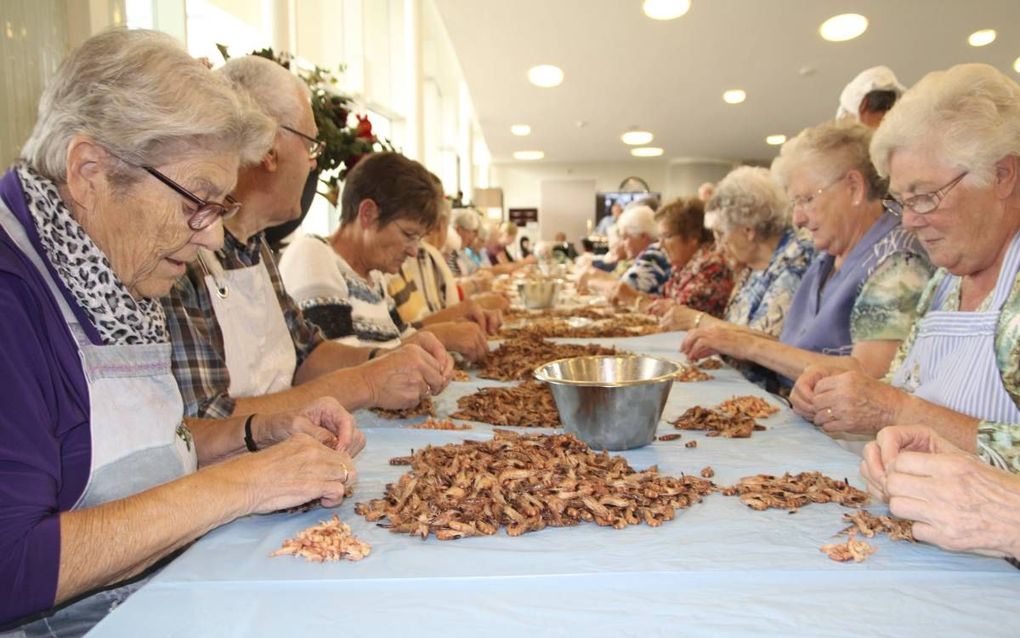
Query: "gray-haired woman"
0 29 362 635
662 166 815 337
793 63 1020 472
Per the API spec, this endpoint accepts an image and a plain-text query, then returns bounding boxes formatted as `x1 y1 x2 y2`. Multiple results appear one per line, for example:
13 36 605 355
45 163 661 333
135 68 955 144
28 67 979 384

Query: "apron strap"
198 248 229 299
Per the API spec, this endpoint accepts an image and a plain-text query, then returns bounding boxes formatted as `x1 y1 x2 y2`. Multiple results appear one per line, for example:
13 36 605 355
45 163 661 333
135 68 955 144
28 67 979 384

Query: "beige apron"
198 238 297 398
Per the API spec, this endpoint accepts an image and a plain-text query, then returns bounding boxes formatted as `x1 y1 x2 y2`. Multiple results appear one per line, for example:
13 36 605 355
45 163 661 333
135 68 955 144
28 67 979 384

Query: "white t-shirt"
278 233 413 348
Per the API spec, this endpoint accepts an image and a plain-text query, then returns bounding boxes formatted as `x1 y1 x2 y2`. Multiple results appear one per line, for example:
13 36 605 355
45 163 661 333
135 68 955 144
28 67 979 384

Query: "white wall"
539 179 596 245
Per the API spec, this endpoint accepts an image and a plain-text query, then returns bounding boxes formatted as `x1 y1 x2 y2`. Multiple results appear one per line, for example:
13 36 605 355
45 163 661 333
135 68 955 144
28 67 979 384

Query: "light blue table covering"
89 332 1019 637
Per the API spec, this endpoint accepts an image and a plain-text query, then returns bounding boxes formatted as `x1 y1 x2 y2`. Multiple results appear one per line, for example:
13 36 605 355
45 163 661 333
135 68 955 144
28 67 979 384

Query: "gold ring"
826 407 834 420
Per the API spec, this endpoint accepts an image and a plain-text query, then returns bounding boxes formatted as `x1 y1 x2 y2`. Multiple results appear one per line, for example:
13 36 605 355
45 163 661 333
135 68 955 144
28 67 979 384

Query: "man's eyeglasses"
883 171 968 217
789 174 847 212
280 125 326 160
143 166 241 231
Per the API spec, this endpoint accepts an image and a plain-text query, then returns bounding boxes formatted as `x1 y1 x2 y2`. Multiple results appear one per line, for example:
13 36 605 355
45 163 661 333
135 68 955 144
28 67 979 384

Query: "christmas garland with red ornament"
217 44 394 206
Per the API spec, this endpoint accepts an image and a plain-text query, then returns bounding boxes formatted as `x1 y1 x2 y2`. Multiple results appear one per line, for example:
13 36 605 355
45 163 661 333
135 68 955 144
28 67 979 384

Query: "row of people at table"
3 28 1020 634
592 62 1020 564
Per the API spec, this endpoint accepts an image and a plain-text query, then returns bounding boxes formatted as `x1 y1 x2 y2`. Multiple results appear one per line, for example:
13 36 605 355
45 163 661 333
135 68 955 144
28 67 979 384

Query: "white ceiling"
434 0 1020 165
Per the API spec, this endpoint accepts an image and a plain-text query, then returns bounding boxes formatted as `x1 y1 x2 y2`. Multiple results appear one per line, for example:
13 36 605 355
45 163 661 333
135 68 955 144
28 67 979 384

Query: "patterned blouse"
724 228 816 337
884 267 1020 473
621 242 671 295
662 243 734 318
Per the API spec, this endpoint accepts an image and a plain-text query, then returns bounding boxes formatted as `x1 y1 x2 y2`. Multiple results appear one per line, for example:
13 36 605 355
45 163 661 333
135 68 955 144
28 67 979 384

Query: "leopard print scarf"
18 165 168 345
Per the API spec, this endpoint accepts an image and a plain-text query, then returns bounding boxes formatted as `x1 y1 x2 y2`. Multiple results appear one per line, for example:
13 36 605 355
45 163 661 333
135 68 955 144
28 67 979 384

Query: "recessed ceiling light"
510 124 531 136
631 147 664 157
723 89 746 104
527 65 563 88
968 29 996 47
621 130 654 145
819 13 868 42
642 0 690 21
766 134 787 146
1014 56 1020 73
513 150 544 161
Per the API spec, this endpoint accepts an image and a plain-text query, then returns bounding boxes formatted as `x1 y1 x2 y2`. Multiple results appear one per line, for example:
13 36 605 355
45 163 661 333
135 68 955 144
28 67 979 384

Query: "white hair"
772 119 885 199
445 225 462 251
706 166 789 238
871 63 1020 186
217 55 310 127
617 205 659 238
452 207 481 231
22 28 275 183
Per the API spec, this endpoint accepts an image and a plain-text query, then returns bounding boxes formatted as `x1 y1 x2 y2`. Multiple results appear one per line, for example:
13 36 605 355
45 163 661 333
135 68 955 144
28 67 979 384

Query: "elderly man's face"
98 152 238 298
888 145 1000 277
271 88 319 225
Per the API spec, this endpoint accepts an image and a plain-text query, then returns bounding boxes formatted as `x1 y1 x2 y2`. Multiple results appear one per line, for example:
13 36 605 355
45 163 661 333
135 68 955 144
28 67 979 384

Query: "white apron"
890 231 1020 470
0 200 196 637
198 238 297 398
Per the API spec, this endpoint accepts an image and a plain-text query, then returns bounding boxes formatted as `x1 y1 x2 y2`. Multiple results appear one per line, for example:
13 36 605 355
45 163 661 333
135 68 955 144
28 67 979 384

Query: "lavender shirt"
0 169 95 627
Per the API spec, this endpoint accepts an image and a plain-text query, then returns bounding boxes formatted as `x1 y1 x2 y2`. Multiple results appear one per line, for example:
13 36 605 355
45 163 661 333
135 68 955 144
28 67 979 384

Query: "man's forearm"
293 341 371 384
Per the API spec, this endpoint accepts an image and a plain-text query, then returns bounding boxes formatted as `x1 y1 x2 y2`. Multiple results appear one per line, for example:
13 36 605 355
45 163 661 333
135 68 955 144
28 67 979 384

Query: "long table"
89 332 1020 637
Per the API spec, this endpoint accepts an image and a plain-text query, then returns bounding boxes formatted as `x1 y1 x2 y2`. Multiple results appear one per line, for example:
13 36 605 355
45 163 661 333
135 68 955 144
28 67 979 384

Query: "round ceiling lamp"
527 65 564 88
819 13 868 42
642 0 691 21
513 150 545 161
621 130 654 145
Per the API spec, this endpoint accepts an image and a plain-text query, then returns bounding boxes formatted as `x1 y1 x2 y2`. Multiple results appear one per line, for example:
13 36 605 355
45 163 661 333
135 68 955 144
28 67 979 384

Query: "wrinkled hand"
471 291 510 312
646 299 674 317
255 397 364 457
862 425 1020 558
423 321 488 363
811 370 906 435
362 343 452 409
790 365 845 421
235 433 357 512
456 300 502 335
608 280 640 306
659 304 700 331
401 330 455 375
680 324 752 361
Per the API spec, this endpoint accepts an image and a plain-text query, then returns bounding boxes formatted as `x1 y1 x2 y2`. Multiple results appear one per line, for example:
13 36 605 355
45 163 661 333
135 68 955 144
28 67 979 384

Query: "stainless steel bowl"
534 355 678 450
517 280 561 309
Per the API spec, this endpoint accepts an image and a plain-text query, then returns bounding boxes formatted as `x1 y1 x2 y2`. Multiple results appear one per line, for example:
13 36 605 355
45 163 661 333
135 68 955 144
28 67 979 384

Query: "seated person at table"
681 120 932 389
387 200 502 333
0 30 362 634
551 231 579 262
661 166 815 338
615 197 734 316
279 152 489 362
582 205 670 298
481 220 536 273
791 64 1020 470
861 425 1020 560
595 201 623 236
163 56 453 419
445 207 495 296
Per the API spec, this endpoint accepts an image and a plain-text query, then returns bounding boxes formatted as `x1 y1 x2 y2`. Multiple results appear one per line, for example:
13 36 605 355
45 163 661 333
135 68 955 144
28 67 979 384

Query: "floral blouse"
662 244 734 318
724 228 815 337
884 267 1020 473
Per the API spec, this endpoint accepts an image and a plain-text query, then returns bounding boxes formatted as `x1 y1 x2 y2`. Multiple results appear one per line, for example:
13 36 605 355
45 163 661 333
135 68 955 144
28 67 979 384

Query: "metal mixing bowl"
517 279 562 309
534 355 678 450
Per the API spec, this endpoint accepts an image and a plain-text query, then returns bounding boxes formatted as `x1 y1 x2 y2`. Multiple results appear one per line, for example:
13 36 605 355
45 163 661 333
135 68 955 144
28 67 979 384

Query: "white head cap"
836 66 906 120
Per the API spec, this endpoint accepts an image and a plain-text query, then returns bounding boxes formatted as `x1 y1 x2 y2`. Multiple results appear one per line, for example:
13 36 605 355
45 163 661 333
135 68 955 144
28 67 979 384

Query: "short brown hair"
339 152 443 229
655 197 711 244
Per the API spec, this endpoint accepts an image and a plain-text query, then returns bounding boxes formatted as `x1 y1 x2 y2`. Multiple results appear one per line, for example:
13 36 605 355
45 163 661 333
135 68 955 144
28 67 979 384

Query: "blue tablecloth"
89 332 1020 637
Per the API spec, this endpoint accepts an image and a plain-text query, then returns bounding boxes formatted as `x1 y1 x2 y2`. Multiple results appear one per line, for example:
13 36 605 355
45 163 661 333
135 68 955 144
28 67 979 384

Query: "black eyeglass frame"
279 125 326 160
142 166 241 231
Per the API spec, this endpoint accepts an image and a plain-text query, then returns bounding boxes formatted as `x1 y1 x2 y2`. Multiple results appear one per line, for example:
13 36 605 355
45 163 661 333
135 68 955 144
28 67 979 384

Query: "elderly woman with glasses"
279 153 489 362
792 64 1020 472
661 167 815 340
681 120 932 391
0 30 363 634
